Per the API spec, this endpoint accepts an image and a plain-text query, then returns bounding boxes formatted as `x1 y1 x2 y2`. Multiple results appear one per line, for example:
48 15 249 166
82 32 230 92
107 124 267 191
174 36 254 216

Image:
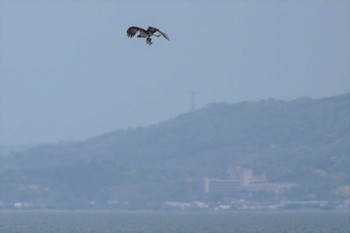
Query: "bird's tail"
159 31 170 41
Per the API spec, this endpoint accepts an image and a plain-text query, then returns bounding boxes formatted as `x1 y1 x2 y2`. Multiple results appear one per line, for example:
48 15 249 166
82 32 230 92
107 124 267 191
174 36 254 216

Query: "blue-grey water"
0 211 349 233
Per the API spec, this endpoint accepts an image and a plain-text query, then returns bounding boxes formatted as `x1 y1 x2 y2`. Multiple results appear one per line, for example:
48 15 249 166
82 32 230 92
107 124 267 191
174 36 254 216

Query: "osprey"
127 26 170 45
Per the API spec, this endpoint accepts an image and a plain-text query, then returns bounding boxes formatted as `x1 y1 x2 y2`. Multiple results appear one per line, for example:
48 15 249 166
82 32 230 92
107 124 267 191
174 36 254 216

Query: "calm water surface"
0 211 349 233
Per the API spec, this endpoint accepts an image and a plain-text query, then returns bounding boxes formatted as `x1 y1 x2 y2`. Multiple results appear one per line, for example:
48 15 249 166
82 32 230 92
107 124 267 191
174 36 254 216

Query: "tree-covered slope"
0 93 349 207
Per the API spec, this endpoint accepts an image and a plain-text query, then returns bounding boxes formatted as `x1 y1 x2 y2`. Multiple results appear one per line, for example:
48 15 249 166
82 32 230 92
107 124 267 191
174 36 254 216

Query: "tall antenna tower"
190 90 196 111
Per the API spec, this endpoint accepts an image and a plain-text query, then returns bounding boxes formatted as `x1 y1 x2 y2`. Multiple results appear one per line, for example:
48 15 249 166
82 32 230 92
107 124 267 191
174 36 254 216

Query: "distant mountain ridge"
0 93 349 209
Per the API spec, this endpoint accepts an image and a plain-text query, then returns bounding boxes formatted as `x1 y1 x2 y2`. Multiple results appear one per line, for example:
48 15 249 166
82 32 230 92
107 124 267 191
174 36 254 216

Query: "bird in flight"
127 26 170 45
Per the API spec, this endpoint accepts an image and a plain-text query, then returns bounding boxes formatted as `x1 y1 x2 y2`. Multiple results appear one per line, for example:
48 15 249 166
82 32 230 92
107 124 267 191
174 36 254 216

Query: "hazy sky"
1 0 349 145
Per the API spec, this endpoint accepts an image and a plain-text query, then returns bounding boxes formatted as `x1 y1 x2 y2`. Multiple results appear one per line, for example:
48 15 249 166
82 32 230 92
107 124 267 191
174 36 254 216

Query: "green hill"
0 93 349 209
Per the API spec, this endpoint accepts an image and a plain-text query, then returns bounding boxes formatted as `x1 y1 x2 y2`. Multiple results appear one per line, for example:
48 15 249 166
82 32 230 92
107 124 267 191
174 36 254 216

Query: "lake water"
0 211 349 233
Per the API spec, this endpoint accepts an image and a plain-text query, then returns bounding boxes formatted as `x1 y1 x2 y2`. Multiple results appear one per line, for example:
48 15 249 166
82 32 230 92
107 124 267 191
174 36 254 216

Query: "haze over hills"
0 93 349 209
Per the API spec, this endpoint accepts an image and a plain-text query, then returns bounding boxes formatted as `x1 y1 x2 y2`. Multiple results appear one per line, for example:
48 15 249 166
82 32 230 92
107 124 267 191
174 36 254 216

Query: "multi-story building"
204 166 293 195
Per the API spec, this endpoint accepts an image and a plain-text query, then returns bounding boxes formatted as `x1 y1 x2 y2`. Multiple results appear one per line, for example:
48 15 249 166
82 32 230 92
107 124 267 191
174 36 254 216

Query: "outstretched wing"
147 26 170 41
127 26 143 38
147 26 160 34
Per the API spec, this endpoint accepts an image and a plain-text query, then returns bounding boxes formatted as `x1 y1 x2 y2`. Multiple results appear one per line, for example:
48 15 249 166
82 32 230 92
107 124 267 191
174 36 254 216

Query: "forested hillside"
0 93 349 209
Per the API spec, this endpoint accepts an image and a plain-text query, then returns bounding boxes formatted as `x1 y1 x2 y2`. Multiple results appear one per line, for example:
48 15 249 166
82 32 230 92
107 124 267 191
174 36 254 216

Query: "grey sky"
1 0 349 145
